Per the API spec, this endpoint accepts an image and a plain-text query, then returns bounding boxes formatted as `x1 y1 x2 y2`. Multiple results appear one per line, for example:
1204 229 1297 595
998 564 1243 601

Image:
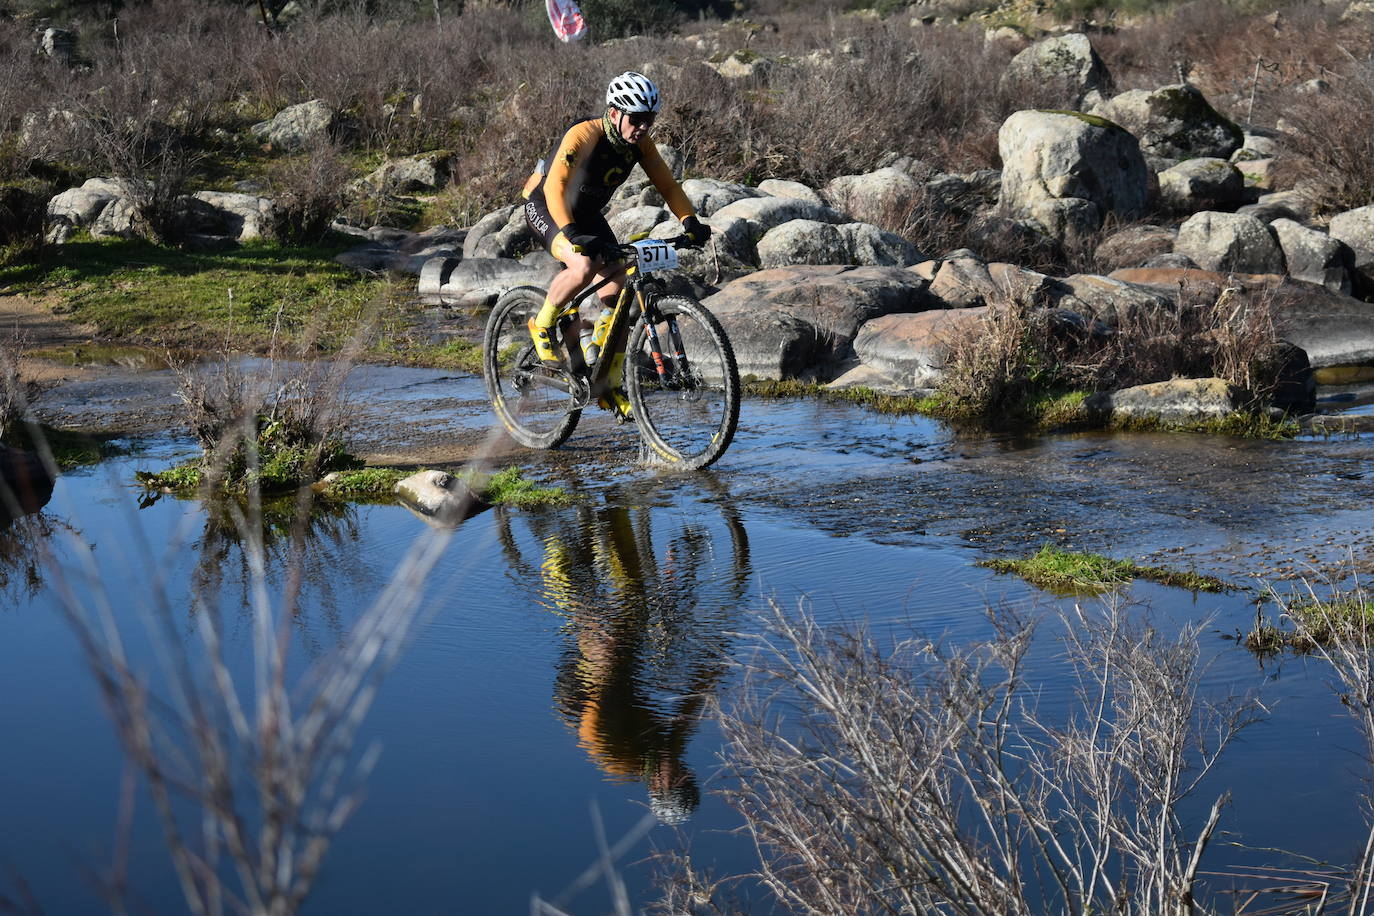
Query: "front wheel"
626 295 740 470
483 285 581 450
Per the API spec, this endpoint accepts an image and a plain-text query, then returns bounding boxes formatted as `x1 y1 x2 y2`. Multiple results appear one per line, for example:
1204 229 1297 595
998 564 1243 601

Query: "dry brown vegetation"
5 0 1371 245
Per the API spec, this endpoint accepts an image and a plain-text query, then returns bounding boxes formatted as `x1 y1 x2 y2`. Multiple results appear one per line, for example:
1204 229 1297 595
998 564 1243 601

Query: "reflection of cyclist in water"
498 493 749 824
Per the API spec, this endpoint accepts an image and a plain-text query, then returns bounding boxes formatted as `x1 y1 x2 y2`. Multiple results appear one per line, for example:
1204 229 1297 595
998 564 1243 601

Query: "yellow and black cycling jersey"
521 114 693 238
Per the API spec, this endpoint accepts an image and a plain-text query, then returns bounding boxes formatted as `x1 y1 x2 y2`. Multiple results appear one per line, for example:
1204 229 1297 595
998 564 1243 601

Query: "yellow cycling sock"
534 296 560 330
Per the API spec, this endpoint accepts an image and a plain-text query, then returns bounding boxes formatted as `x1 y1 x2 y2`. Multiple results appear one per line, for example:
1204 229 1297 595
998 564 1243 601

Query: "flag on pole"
546 0 588 42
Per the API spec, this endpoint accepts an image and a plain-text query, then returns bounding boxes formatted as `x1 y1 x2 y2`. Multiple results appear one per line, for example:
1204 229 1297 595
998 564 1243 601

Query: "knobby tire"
483 285 581 450
626 295 740 470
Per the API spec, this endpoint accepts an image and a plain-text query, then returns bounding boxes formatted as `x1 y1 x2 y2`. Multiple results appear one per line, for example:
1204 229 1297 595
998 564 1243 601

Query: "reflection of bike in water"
495 485 751 824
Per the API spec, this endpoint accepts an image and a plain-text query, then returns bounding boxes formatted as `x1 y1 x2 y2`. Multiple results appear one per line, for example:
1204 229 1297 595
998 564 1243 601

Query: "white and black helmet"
606 71 661 114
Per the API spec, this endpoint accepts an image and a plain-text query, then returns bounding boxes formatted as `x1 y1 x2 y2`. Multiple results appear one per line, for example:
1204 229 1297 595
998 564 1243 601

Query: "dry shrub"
708 599 1253 915
269 139 354 244
1273 58 1374 212
0 333 34 436
936 280 1289 419
169 329 364 493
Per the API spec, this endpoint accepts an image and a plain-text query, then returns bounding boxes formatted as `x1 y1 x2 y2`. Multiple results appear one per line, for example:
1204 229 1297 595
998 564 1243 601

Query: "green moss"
1109 411 1299 439
1040 110 1127 133
981 544 1230 595
743 378 937 415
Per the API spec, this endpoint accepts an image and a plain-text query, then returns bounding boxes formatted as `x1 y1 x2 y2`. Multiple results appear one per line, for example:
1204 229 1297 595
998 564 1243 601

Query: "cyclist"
520 70 711 416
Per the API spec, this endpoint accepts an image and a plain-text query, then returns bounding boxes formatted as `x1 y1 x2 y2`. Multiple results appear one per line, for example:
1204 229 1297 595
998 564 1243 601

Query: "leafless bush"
707 599 1253 915
51 480 460 916
935 279 1289 419
269 139 354 244
168 321 365 492
1274 58 1374 213
0 332 39 437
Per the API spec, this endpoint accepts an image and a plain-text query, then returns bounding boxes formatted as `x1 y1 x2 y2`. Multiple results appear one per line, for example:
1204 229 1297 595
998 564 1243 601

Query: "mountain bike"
482 236 741 470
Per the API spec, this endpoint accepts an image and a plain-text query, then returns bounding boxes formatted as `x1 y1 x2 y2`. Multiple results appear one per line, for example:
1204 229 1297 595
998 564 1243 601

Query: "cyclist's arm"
543 120 602 237
639 138 695 224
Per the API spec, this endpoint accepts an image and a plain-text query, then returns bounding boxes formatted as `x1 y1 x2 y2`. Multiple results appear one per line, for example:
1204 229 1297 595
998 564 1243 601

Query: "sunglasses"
627 112 656 128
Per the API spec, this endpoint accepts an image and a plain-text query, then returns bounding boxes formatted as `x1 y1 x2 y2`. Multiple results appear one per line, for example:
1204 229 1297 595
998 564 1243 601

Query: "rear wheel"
626 295 740 470
483 286 581 450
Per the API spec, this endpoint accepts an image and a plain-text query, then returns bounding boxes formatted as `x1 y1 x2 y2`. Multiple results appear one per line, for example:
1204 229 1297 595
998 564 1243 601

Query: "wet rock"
680 179 761 217
1174 211 1285 274
757 178 826 206
852 307 988 388
1001 33 1112 109
1094 225 1177 271
1271 219 1351 294
1093 84 1243 161
998 109 1149 239
393 470 488 526
1328 205 1374 296
1157 158 1245 213
250 99 338 151
0 445 55 525
702 265 938 380
823 167 922 225
1086 377 1238 422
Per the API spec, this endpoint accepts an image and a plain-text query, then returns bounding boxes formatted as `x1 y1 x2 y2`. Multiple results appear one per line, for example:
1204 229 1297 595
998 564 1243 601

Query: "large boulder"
1156 157 1245 213
852 307 989 388
1328 205 1374 296
250 99 339 151
1092 84 1243 162
609 205 670 241
418 255 558 308
929 257 1001 309
1000 33 1112 108
998 110 1149 239
464 205 536 260
680 178 761 217
1174 211 1285 274
701 266 938 379
1271 218 1351 294
46 177 126 228
1094 225 1177 271
757 219 922 268
363 151 454 194
709 196 846 244
185 191 278 241
823 167 923 225
757 179 826 206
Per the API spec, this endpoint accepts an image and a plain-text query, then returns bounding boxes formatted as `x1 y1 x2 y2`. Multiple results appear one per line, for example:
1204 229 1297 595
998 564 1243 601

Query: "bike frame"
551 247 695 402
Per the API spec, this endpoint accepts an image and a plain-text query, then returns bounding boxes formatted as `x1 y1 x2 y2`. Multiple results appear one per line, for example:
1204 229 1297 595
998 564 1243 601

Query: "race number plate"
630 239 678 273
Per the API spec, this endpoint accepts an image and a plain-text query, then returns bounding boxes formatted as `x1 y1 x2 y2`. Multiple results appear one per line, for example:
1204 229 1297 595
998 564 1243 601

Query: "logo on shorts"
525 201 550 236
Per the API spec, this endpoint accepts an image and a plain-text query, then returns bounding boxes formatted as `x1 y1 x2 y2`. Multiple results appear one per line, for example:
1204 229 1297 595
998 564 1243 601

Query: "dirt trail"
1 295 99 384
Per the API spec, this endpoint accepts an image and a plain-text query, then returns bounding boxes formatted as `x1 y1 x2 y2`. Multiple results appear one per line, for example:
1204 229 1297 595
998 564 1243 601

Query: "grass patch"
0 237 396 350
477 466 574 509
318 466 410 501
394 338 485 375
744 378 937 416
1108 411 1300 440
1246 587 1374 654
981 544 1230 595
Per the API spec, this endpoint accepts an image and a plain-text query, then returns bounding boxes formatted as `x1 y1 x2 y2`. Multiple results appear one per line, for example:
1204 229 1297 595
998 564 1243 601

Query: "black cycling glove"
681 215 712 245
567 229 612 261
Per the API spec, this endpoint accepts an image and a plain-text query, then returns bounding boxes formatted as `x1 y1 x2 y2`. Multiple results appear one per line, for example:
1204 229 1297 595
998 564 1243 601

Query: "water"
4 377 1374 913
